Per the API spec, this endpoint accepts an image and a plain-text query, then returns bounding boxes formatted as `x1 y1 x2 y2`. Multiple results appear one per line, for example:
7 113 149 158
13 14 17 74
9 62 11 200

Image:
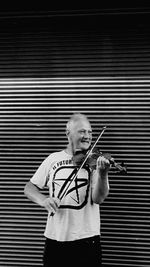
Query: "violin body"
73 148 127 174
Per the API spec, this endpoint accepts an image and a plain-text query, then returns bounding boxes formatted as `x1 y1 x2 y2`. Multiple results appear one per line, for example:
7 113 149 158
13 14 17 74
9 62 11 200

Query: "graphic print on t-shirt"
52 166 90 209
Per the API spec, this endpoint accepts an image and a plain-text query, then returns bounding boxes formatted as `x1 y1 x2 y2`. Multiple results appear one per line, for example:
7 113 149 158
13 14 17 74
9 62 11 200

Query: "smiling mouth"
81 140 90 145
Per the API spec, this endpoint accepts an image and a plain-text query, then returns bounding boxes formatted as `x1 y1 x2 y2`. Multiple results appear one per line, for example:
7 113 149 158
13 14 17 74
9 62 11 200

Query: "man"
24 113 110 266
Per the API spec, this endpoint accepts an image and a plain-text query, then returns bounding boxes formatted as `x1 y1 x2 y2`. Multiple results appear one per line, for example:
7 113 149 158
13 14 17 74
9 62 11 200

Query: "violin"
50 126 127 216
73 148 127 174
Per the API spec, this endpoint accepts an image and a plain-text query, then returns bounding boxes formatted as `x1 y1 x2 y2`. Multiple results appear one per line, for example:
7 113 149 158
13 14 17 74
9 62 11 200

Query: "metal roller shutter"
0 8 150 267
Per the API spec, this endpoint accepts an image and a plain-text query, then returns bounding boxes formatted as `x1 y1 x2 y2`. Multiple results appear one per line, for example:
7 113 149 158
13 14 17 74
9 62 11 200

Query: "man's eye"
79 130 92 135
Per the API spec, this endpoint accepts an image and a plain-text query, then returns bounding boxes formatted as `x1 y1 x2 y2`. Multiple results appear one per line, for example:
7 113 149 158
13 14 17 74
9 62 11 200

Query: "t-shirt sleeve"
30 156 51 189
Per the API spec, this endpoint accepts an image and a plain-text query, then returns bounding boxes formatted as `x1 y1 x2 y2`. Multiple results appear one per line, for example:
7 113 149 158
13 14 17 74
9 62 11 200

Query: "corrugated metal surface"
0 8 150 267
1 78 150 267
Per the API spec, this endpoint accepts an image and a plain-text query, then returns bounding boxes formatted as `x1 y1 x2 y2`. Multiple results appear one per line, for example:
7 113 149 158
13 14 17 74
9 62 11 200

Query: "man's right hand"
40 197 60 214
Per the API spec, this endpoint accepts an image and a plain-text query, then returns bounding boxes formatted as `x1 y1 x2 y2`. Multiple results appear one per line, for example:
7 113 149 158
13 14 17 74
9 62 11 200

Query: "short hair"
66 113 89 132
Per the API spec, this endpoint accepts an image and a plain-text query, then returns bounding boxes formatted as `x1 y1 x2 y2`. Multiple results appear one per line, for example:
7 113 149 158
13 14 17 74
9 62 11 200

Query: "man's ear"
66 129 70 137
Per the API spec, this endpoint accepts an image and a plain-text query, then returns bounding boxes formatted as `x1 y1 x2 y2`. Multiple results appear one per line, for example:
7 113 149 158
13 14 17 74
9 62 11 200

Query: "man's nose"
83 131 91 139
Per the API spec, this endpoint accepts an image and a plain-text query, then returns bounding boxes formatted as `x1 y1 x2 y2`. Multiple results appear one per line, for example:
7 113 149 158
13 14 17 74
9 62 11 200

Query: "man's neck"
65 144 88 156
65 145 73 156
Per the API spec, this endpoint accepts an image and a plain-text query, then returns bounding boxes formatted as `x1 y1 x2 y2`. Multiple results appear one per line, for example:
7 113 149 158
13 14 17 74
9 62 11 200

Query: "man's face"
68 119 92 152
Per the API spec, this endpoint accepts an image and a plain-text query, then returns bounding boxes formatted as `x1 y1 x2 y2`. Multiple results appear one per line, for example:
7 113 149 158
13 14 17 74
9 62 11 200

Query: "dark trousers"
43 235 102 267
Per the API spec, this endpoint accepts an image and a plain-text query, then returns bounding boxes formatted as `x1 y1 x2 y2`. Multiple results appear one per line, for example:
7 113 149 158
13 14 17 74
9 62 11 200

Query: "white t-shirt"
30 150 100 241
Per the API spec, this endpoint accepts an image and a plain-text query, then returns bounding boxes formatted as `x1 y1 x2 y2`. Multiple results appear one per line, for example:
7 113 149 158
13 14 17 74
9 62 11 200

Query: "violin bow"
57 126 107 202
50 126 107 216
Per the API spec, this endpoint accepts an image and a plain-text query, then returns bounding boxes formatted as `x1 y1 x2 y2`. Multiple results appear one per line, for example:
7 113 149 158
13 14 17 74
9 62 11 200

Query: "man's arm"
91 156 110 204
24 181 60 213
